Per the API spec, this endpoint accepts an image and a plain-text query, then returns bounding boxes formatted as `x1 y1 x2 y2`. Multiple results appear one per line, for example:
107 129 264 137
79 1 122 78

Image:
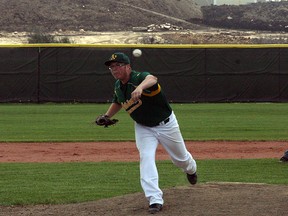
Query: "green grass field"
0 103 287 206
1 103 288 142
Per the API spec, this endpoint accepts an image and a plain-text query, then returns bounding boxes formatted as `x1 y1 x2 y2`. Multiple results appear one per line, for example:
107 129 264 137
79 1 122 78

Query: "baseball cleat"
148 203 163 214
280 150 288 162
187 172 197 185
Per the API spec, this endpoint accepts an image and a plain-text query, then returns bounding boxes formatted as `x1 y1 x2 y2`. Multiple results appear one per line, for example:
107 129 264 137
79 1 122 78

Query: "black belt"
141 117 170 127
157 117 170 126
163 117 170 124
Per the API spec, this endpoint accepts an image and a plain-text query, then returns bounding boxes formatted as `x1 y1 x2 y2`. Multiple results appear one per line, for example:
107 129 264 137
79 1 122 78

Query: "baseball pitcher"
95 52 197 214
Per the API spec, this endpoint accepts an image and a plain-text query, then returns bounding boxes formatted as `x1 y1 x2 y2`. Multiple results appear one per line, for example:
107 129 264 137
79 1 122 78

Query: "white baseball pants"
135 112 197 205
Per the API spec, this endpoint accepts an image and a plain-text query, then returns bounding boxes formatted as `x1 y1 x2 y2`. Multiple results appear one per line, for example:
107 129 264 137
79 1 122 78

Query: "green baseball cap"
104 52 130 66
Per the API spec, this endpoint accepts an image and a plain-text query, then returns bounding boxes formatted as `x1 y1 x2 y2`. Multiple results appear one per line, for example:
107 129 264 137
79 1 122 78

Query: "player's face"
109 62 129 81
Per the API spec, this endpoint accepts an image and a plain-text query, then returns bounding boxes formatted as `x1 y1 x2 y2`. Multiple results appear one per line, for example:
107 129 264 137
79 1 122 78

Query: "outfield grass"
0 103 288 141
0 159 287 206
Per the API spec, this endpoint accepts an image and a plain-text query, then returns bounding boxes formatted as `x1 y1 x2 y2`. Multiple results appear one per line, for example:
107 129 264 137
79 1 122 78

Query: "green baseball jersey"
113 70 172 126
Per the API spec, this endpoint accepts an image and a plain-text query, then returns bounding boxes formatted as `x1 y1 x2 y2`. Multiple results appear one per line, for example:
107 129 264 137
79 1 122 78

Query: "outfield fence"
0 44 287 103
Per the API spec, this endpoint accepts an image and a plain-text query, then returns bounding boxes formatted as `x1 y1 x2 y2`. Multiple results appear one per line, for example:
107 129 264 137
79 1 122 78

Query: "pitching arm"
131 75 158 101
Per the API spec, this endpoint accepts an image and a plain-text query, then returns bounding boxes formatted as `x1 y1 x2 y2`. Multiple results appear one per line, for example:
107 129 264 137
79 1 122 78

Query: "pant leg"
156 112 197 175
135 123 164 205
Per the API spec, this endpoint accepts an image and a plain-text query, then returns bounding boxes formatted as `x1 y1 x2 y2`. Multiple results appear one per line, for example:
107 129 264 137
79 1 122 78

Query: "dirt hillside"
0 0 287 44
0 0 202 32
201 2 288 32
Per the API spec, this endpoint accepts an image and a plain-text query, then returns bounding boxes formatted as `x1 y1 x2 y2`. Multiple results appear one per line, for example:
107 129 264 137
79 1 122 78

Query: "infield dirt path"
0 141 286 162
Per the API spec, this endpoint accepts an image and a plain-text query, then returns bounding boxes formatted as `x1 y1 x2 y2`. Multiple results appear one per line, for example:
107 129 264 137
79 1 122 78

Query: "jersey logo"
110 54 117 60
122 99 142 114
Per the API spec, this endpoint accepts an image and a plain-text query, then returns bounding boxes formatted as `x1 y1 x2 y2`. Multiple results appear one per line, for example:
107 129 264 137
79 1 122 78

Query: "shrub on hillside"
28 32 72 43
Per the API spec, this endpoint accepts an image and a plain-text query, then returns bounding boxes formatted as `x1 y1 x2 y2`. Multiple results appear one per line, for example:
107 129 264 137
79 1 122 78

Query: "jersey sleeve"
112 93 119 104
140 72 160 96
138 72 158 88
138 71 150 81
112 80 121 104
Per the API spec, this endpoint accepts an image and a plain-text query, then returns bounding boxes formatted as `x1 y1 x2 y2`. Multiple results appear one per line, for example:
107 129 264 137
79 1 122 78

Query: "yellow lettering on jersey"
122 99 142 114
142 84 161 97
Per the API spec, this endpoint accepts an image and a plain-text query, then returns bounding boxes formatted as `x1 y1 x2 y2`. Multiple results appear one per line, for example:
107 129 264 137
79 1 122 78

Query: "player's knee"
172 159 190 168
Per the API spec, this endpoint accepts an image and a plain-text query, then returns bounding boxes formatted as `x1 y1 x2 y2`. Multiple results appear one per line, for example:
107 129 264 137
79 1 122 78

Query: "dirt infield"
0 141 287 163
0 141 287 216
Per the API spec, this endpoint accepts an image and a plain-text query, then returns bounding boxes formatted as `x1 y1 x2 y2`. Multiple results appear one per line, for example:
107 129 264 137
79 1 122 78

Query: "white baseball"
133 49 142 57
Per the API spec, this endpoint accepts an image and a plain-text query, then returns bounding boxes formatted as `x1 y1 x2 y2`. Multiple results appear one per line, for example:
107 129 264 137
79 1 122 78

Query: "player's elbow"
148 75 158 85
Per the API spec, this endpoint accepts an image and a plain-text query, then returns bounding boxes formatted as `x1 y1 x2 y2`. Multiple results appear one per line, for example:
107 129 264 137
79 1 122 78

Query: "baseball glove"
95 114 118 128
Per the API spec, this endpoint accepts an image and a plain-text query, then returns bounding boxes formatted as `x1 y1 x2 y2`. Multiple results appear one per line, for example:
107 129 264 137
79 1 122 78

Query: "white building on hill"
194 0 287 6
193 0 213 6
213 0 257 5
256 0 288 2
